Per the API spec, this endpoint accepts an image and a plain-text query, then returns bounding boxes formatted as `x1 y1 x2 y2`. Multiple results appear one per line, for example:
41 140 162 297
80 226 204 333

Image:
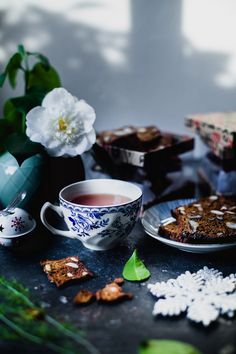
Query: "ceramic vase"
0 151 85 212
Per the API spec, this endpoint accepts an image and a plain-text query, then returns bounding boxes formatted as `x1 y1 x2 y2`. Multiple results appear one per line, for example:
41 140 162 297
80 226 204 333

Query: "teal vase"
0 151 45 209
0 152 85 212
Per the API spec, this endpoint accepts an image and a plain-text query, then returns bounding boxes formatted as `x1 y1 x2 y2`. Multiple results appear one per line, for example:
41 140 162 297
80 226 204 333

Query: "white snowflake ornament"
148 266 236 326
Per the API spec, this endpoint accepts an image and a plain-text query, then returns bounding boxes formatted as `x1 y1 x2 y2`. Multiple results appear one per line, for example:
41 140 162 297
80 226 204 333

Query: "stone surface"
0 219 236 354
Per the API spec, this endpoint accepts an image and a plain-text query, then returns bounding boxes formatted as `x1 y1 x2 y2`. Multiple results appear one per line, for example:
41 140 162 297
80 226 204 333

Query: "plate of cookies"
141 195 236 253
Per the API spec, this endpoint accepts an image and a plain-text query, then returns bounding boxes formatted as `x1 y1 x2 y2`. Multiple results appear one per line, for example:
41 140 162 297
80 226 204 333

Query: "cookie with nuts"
159 196 236 243
40 256 93 287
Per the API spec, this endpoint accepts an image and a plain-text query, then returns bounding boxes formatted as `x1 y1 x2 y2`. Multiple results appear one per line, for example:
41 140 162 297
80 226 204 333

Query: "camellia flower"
26 88 96 157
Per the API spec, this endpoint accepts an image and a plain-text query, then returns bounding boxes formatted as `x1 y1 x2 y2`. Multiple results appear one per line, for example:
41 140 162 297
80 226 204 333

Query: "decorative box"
96 126 194 169
186 112 236 159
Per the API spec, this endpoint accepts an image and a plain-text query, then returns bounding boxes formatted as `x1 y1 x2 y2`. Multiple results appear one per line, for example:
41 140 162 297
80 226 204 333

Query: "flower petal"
26 107 50 143
75 100 96 125
42 88 77 112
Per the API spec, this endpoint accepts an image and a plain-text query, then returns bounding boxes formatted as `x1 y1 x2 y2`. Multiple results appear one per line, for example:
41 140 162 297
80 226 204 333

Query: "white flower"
26 88 96 157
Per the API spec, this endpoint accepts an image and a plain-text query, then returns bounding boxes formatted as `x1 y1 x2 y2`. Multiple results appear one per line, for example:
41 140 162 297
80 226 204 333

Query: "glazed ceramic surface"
40 179 142 250
0 207 36 237
0 207 36 247
142 199 236 254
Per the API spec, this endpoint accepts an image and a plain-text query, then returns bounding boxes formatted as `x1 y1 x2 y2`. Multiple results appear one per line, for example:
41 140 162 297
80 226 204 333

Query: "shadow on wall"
0 0 236 134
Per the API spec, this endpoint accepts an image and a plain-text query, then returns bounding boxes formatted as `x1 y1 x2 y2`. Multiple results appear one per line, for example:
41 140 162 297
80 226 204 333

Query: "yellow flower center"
58 117 67 131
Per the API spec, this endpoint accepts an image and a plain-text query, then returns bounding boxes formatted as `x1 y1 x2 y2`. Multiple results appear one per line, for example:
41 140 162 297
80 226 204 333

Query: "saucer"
141 199 236 253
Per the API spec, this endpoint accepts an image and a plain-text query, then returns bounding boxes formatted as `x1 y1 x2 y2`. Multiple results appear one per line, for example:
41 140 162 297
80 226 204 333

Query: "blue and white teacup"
40 179 142 250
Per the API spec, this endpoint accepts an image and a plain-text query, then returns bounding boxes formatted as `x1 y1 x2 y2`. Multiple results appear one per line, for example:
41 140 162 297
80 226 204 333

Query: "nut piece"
209 195 218 201
178 206 186 215
96 282 132 302
65 262 79 268
74 290 95 305
210 210 224 216
188 220 199 233
45 264 51 272
226 222 236 230
193 204 203 212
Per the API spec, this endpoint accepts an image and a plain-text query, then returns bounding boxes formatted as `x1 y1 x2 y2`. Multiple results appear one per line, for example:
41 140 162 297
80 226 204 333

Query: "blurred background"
1 0 236 134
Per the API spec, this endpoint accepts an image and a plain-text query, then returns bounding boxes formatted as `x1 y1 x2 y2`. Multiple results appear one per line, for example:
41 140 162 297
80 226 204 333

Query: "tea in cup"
40 179 142 250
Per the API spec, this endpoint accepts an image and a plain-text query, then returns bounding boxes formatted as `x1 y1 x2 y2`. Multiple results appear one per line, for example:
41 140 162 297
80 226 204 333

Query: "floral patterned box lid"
186 112 236 159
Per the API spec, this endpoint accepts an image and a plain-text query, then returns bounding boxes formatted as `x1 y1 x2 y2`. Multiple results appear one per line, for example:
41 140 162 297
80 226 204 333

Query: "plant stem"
24 51 30 94
0 313 42 345
0 278 100 354
46 315 100 354
0 279 34 308
0 314 77 354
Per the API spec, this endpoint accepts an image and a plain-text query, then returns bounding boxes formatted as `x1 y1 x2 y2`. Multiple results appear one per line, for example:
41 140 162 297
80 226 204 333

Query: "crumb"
74 290 95 305
96 282 132 302
59 296 68 304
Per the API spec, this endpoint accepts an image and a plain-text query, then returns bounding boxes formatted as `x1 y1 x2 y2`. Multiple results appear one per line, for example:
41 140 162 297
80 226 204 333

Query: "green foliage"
139 340 203 354
0 72 7 86
6 53 23 88
122 249 151 281
0 276 99 354
4 133 43 158
28 62 61 90
0 44 61 160
3 99 23 132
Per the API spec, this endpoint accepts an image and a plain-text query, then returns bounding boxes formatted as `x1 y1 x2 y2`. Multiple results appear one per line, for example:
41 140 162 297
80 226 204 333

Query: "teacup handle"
40 202 76 239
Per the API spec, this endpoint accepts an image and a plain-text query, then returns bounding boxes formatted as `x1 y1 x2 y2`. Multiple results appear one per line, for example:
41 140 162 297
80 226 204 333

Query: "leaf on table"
139 339 203 354
122 249 150 281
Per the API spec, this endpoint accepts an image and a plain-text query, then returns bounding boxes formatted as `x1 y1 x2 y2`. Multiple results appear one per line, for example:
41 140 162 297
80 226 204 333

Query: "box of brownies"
96 126 194 169
186 112 236 159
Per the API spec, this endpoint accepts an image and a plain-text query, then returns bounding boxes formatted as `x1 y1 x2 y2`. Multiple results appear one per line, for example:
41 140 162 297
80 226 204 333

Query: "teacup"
40 179 142 250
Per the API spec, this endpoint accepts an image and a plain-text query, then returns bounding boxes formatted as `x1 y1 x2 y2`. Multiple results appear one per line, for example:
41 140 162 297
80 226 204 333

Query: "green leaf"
9 92 43 115
3 88 47 134
5 53 22 88
3 100 23 133
0 72 7 87
27 51 50 70
3 133 43 159
18 44 26 59
122 249 150 281
139 340 203 354
28 62 61 91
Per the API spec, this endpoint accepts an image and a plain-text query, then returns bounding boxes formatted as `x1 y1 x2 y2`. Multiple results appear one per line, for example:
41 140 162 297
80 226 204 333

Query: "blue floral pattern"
60 197 141 239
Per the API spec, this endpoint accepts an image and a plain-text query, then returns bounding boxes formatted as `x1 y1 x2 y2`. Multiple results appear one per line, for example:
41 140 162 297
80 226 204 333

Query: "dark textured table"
1 215 236 354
